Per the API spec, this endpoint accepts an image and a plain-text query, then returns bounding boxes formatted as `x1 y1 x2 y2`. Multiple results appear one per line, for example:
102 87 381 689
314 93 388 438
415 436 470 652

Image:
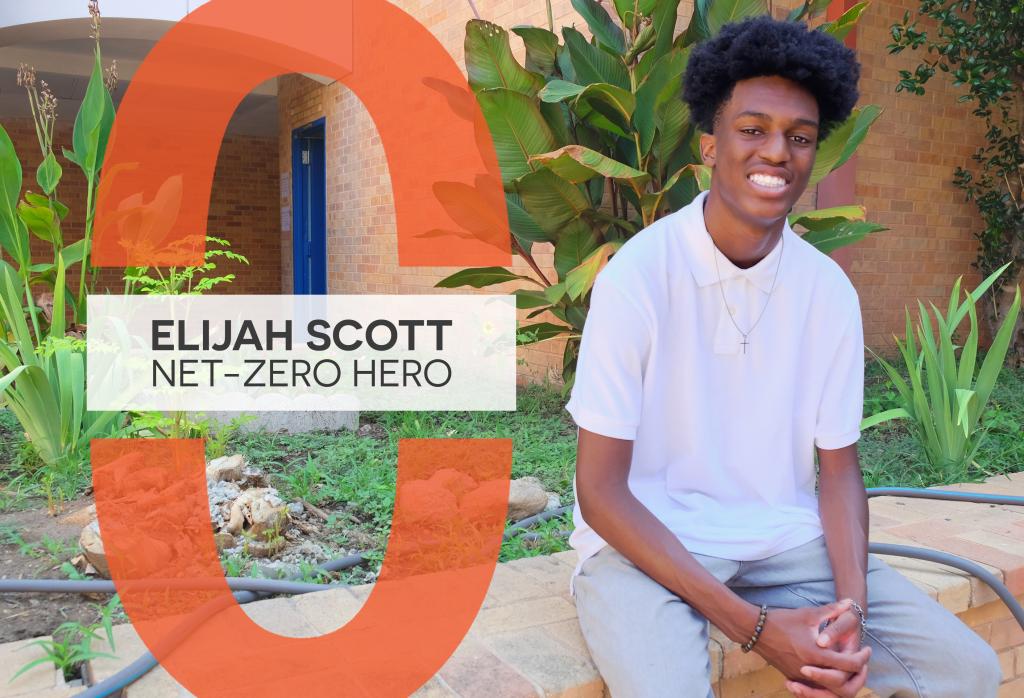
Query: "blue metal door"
292 119 327 294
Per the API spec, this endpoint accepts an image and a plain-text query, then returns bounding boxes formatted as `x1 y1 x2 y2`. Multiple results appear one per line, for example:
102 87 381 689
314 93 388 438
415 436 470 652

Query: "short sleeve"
564 274 652 440
814 292 865 450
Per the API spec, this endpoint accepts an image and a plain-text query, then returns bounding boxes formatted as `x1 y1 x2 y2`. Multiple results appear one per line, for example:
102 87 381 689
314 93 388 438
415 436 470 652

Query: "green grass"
223 379 579 562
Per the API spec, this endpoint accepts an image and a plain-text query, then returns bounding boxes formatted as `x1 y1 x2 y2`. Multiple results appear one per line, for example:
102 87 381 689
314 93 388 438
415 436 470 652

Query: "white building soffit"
0 2 327 91
0 1 212 29
0 1 291 135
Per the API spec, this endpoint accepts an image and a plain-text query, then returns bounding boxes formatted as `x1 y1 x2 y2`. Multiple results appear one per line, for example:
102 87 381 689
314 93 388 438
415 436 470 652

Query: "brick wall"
3 118 280 299
848 0 993 351
277 0 991 385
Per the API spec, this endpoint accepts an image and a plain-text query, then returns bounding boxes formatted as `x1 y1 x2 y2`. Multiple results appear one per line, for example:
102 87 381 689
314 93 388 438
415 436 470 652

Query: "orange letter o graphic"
90 1 513 695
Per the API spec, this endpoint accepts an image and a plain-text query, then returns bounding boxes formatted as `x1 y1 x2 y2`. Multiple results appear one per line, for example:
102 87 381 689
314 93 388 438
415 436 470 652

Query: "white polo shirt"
565 188 864 580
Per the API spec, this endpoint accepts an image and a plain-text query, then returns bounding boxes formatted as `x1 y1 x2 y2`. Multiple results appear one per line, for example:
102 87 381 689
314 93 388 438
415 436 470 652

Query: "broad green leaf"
636 48 690 155
641 164 705 223
571 0 626 53
792 215 849 232
530 145 650 191
834 105 882 169
476 88 558 185
517 322 575 345
466 20 545 96
659 163 705 194
653 99 690 172
563 27 630 91
635 43 659 83
651 0 683 62
565 241 623 299
540 100 573 148
788 205 867 227
809 106 883 186
17 202 60 243
507 192 552 249
800 220 887 255
512 168 592 235
61 147 80 168
554 219 601 278
70 50 115 180
581 208 638 238
0 125 27 267
23 192 69 221
707 0 768 36
565 304 587 331
435 266 537 288
820 2 869 42
574 82 637 137
544 281 567 304
556 43 577 82
677 0 712 47
60 238 88 266
692 163 712 191
514 289 550 309
36 153 62 195
511 26 560 76
539 80 586 102
577 83 636 124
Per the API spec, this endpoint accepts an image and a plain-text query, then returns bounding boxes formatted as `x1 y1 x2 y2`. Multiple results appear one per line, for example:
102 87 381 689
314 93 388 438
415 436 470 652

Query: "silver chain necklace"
707 228 784 355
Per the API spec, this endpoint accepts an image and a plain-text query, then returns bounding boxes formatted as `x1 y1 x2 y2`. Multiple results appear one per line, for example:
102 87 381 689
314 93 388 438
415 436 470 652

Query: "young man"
564 15 1002 698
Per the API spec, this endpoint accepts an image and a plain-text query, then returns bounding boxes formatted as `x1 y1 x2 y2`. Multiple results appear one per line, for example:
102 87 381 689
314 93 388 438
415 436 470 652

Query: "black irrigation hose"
0 577 339 595
62 552 367 698
868 542 1024 629
503 505 572 540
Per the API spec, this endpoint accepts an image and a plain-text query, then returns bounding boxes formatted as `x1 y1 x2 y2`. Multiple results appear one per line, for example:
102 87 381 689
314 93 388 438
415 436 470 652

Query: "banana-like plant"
861 263 1022 482
438 0 884 393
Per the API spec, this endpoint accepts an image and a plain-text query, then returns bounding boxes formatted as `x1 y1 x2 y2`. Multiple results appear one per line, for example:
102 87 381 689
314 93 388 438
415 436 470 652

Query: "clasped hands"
752 598 871 698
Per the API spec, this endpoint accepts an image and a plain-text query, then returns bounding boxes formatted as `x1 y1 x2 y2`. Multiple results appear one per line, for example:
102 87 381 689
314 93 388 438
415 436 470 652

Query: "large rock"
207 454 245 483
61 503 96 527
79 520 108 577
225 488 289 539
507 476 549 522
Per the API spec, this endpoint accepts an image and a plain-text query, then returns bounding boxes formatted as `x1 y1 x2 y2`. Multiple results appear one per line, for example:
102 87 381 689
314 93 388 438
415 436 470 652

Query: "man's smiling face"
699 75 820 228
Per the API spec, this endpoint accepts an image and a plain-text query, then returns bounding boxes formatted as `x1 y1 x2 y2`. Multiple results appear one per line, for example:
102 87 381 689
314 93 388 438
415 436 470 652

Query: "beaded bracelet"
741 604 768 653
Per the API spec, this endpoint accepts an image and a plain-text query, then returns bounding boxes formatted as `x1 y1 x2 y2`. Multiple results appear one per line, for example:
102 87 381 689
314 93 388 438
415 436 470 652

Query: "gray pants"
573 535 1002 697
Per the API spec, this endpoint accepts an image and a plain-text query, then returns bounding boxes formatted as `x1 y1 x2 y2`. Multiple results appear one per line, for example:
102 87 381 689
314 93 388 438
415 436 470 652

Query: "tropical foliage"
861 263 1022 482
440 0 885 393
0 5 122 512
889 0 1024 363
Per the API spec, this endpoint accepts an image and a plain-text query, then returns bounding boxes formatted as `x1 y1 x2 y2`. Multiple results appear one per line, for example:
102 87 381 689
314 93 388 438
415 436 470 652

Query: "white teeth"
748 173 787 188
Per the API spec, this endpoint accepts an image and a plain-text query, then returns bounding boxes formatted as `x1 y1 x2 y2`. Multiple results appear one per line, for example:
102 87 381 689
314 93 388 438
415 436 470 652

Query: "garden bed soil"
0 495 103 645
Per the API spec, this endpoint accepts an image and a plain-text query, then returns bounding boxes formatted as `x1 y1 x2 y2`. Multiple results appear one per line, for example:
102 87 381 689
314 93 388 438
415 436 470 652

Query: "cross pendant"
740 336 750 354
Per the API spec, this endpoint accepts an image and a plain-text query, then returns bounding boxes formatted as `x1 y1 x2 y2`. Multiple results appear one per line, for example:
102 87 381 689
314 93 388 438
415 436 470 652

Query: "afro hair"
682 15 860 143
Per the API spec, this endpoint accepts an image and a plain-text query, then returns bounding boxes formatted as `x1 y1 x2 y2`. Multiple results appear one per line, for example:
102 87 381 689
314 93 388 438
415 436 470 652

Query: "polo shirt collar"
679 189 795 295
